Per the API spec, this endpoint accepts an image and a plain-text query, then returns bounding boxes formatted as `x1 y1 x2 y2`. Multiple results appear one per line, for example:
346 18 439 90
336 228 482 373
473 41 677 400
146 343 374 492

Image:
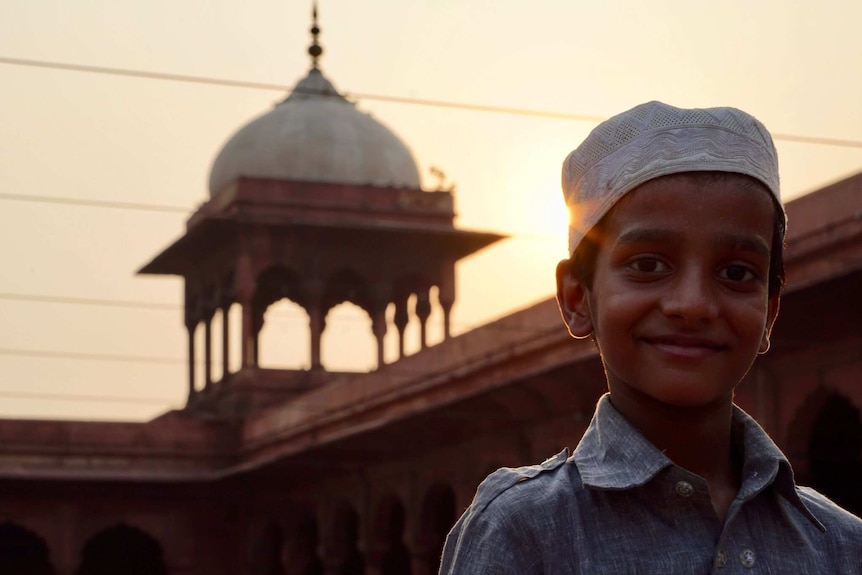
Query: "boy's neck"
608 392 741 521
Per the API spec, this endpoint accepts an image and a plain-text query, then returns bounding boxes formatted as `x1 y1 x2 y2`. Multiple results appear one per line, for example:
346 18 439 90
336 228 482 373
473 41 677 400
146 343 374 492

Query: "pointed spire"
308 2 323 69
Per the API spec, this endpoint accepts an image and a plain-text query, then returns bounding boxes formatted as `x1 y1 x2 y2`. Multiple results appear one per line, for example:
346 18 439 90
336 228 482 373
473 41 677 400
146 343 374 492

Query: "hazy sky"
2 0 862 421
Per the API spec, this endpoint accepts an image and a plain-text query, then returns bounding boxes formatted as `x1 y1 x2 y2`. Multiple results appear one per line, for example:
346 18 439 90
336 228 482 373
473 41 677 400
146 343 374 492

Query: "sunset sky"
2 0 862 420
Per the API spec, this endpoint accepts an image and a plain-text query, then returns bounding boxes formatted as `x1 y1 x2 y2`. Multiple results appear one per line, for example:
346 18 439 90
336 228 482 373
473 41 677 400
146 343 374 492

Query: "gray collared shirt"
440 395 862 574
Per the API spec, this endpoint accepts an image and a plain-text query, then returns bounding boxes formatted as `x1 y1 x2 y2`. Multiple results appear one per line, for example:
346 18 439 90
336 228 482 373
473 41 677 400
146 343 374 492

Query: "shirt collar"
574 394 824 530
574 394 673 490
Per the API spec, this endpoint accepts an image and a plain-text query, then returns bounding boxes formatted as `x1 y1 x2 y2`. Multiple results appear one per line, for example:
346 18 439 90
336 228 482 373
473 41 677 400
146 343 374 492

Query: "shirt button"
675 480 694 497
739 549 756 568
714 550 727 569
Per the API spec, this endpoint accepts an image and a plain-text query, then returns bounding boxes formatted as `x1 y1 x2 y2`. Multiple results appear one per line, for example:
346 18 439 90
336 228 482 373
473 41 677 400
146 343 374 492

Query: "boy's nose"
659 268 719 324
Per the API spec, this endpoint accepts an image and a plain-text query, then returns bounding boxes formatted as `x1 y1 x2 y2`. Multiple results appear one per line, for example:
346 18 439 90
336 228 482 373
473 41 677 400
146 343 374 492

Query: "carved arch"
324 269 372 315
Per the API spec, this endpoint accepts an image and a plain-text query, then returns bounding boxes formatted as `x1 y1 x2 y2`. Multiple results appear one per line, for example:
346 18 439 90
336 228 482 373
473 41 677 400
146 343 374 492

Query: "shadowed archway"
808 394 862 517
76 524 166 575
0 522 55 575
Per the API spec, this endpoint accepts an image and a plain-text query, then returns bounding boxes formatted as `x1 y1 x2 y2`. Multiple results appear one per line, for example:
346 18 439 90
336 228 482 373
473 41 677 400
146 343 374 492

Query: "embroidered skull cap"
562 101 783 256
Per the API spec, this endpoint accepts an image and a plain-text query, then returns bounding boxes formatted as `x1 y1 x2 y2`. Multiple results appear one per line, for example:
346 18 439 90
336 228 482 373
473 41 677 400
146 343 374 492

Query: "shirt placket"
711 495 760 573
655 467 727 573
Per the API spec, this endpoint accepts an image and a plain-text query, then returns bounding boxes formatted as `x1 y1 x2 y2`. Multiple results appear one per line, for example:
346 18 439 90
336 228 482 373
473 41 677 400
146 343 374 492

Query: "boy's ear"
759 292 781 354
555 260 594 339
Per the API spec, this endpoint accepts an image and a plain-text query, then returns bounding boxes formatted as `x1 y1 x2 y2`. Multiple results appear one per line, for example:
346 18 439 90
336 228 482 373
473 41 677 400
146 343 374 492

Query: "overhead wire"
0 287 559 392
0 190 564 243
0 55 616 125
0 346 184 365
0 291 178 310
3 56 862 148
0 389 175 407
0 291 555 334
0 191 190 213
0 322 567 409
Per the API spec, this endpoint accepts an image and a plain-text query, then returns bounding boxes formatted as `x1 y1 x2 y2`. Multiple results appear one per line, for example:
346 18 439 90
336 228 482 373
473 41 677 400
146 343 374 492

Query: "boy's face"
558 173 780 410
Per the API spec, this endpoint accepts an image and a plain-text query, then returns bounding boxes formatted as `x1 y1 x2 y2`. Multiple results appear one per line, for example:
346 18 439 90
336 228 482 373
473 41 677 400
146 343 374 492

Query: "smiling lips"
642 334 727 359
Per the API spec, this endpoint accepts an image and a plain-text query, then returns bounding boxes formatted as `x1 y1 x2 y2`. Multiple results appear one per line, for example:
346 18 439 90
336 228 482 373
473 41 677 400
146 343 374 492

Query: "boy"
439 101 862 573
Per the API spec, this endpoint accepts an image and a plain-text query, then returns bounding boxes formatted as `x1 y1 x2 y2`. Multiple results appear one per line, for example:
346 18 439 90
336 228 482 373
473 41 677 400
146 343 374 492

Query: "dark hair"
567 173 786 296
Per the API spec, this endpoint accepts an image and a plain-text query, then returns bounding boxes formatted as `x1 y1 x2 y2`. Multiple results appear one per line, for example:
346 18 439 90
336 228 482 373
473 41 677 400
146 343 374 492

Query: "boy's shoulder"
439 450 579 573
468 448 578 516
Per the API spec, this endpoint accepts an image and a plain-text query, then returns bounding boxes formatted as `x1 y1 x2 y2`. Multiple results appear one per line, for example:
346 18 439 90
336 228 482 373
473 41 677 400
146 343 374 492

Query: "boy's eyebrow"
615 228 680 246
615 229 771 258
714 233 771 259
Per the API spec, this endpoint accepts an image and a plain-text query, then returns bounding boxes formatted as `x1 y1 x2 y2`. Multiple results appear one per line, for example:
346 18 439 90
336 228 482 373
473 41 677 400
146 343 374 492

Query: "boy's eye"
719 264 755 282
628 257 669 274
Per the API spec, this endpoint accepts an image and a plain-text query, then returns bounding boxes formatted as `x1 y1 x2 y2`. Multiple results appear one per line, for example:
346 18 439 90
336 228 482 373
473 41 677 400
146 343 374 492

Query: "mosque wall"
1 324 861 575
1 281 860 575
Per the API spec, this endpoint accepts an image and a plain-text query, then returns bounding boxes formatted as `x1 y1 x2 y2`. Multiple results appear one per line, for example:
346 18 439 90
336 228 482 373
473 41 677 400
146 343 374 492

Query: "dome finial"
308 2 323 69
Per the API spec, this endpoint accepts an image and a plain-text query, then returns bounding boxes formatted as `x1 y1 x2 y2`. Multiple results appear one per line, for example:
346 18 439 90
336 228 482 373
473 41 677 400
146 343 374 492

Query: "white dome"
209 68 422 196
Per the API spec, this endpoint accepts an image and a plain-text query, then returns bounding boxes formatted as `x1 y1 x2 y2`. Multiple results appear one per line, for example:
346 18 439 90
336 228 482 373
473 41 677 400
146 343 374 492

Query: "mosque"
2 11 862 575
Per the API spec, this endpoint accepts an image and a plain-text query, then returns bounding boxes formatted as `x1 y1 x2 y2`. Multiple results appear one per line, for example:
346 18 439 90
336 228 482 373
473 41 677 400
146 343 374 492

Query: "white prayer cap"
562 101 783 256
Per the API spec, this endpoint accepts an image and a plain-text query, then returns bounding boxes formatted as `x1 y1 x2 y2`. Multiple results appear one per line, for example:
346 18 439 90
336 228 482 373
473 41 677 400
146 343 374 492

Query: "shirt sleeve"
438 499 541 575
439 453 569 575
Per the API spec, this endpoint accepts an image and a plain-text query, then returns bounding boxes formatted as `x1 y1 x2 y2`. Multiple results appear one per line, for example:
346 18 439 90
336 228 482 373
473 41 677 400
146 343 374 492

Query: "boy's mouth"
642 334 727 358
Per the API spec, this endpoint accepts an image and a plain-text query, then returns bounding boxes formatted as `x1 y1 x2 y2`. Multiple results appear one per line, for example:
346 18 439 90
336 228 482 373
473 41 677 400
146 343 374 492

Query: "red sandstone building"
2 21 862 575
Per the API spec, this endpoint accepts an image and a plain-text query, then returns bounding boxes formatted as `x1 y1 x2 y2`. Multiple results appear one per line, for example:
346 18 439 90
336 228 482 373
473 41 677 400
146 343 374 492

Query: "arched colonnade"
0 522 166 575
248 484 457 575
183 262 453 405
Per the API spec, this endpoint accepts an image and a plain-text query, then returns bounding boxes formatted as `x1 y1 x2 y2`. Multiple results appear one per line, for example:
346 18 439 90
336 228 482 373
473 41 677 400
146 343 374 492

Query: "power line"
0 191 564 244
0 55 603 122
0 191 190 213
3 56 862 149
0 290 557 335
770 132 862 149
0 389 176 406
0 325 563 409
0 347 185 366
0 334 562 390
0 291 178 310
0 55 292 92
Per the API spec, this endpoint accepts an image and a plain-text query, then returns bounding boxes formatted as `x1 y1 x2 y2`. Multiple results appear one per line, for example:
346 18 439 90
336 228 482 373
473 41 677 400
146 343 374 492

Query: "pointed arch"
259 299 311 369
254 265 311 369
324 269 372 314
321 302 375 372
311 268 377 371
254 266 308 313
